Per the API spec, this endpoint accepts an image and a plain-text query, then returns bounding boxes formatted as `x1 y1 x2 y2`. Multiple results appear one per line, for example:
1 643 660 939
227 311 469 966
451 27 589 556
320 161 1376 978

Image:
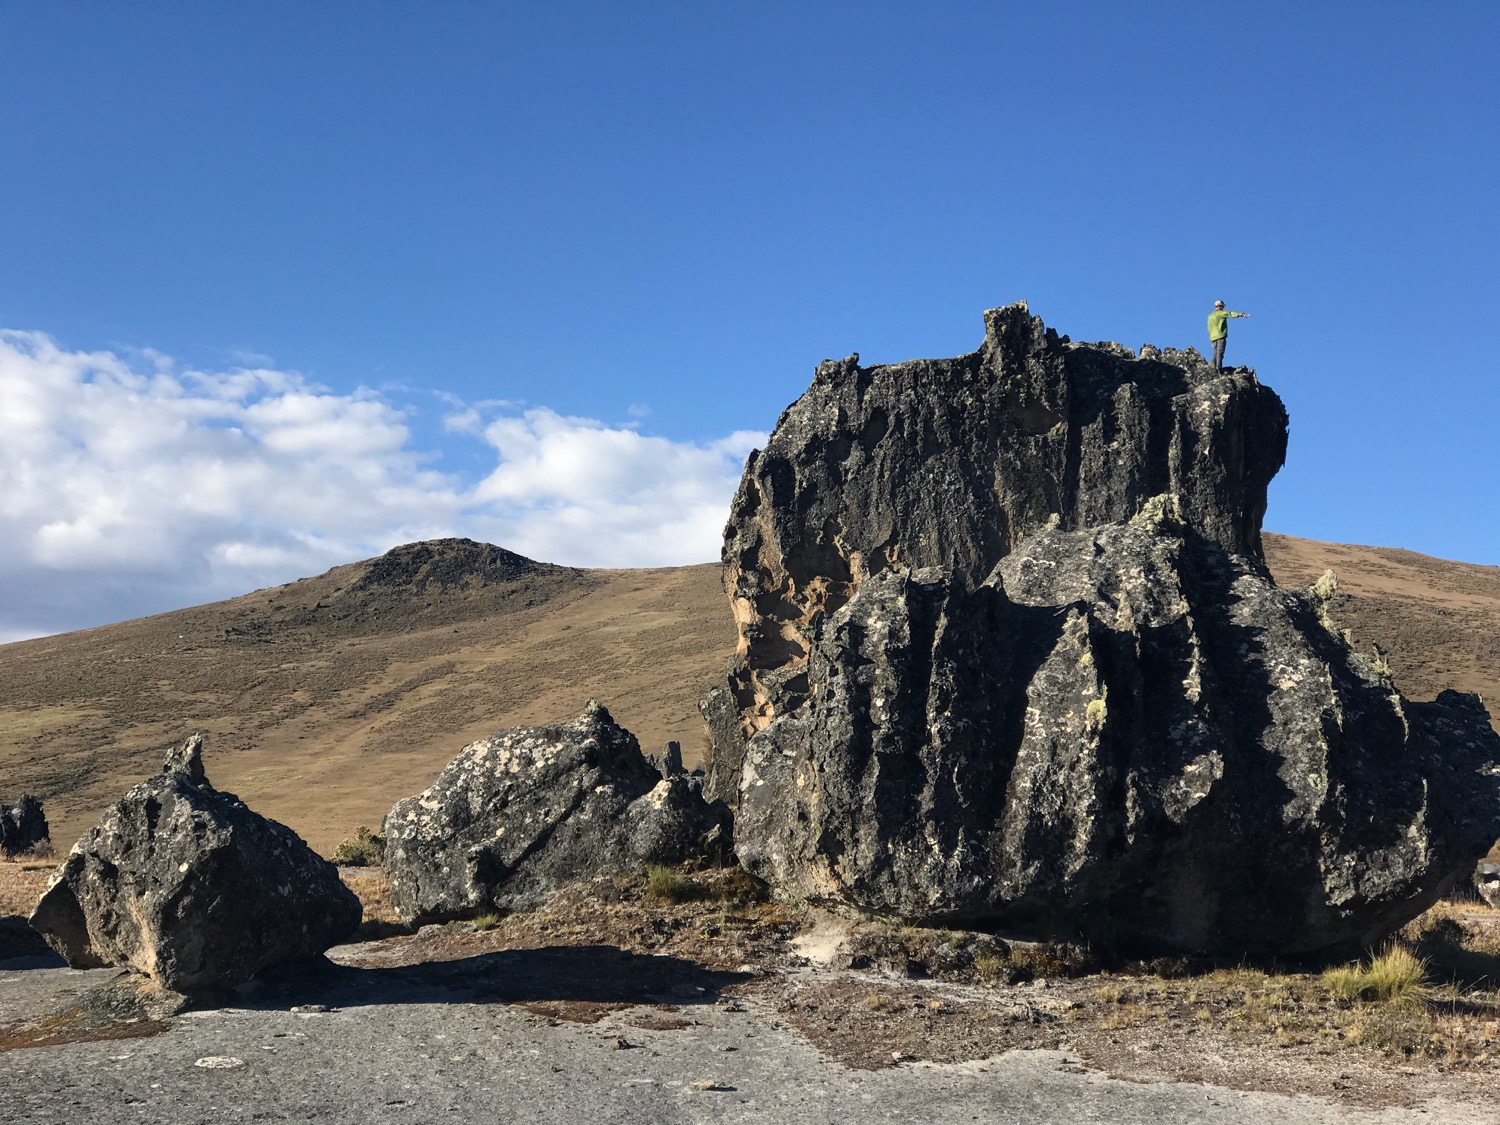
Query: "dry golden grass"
336 865 406 939
0 858 55 917
0 558 735 856
1323 945 1430 1004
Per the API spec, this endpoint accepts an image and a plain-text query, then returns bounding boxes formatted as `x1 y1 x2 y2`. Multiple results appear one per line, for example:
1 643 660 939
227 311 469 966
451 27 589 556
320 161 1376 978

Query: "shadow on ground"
241 943 751 1013
2 941 750 1051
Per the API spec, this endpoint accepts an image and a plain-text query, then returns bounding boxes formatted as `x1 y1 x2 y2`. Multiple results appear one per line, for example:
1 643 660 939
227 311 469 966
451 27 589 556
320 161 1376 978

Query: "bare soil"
341 870 1500 1111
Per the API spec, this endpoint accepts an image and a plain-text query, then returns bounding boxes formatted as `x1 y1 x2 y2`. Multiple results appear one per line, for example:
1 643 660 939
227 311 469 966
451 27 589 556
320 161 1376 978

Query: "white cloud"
0 330 764 640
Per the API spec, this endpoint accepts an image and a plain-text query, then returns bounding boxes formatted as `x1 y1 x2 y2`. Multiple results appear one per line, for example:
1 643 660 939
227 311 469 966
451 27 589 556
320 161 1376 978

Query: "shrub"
332 825 386 867
1323 945 1429 1004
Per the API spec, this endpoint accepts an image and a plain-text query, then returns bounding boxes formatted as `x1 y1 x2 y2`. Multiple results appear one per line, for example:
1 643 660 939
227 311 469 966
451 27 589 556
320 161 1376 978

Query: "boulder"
1 795 49 856
383 702 732 923
737 511 1500 955
710 302 1288 801
1476 863 1500 909
719 305 1500 957
28 734 361 990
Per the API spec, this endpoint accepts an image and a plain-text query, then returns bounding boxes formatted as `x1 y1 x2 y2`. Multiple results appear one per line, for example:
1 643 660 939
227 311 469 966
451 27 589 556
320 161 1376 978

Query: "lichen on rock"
29 734 360 990
383 701 731 923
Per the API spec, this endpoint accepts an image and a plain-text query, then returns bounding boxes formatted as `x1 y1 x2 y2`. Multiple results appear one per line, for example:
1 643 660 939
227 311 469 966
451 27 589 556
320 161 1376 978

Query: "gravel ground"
3 950 1496 1125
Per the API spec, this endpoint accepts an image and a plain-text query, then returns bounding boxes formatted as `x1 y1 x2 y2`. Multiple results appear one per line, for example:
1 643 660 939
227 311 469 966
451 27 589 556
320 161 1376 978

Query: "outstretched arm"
1232 311 1250 318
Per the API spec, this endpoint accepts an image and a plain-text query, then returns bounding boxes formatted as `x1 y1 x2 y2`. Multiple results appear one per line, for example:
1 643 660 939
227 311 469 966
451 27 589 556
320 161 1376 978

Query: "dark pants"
1212 336 1227 370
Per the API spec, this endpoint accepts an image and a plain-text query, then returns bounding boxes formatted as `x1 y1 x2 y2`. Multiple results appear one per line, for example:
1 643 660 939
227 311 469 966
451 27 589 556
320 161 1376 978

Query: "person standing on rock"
1207 300 1250 370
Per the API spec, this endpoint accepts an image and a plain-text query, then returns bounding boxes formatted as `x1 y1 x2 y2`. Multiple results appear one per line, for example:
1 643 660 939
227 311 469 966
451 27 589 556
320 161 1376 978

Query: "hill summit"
354 538 559 593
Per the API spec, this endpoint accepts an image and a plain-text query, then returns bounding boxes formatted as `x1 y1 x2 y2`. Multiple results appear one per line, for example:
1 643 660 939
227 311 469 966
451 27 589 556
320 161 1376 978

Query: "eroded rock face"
736 511 1500 955
719 305 1500 956
383 702 731 923
29 735 361 990
711 303 1289 800
1 795 49 856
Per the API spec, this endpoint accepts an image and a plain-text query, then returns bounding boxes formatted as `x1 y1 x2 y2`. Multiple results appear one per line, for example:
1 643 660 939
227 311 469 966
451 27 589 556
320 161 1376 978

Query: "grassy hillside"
0 540 736 854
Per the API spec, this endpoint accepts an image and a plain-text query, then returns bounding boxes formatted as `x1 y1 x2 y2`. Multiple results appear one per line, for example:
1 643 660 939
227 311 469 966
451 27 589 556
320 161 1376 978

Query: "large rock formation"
383 702 731 923
717 304 1500 956
1 795 49 856
29 735 361 990
708 302 1288 802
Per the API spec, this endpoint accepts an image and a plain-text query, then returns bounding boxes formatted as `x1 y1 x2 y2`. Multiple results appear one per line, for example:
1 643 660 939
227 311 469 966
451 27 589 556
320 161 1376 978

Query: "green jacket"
1207 309 1246 341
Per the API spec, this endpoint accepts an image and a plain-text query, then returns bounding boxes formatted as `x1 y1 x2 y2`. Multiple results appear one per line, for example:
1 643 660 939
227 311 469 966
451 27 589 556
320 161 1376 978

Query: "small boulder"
29 734 361 991
647 741 686 779
0 795 49 856
1476 863 1500 908
383 701 732 923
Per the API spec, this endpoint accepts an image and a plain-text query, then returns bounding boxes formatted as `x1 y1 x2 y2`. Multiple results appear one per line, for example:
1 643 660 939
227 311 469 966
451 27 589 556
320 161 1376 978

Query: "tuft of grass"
1323 945 1429 1005
332 825 386 867
471 913 502 931
647 865 693 903
972 954 1006 987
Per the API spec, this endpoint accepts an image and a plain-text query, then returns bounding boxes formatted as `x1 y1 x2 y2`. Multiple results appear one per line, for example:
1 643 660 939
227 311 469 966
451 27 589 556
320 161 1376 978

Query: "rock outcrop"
383 702 731 923
1 795 49 856
708 302 1289 803
29 734 361 990
717 304 1500 956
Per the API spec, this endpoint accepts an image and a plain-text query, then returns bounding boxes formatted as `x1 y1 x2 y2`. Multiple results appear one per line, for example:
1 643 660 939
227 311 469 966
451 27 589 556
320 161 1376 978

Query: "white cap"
1214 300 1226 308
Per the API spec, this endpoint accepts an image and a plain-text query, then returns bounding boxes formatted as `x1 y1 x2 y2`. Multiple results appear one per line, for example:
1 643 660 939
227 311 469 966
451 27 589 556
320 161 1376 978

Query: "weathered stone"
720 305 1500 957
28 734 361 990
1 795 49 856
1476 863 1500 909
383 702 732 923
735 511 1500 955
699 685 748 805
647 740 685 779
714 302 1289 784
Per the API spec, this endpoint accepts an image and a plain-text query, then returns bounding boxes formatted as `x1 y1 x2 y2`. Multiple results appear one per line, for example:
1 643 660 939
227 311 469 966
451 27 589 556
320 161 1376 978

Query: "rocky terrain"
2 532 1499 864
6 306 1500 1118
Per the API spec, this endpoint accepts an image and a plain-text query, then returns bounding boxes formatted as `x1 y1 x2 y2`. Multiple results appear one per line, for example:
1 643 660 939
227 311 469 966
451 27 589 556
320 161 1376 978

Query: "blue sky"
2 3 1497 639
